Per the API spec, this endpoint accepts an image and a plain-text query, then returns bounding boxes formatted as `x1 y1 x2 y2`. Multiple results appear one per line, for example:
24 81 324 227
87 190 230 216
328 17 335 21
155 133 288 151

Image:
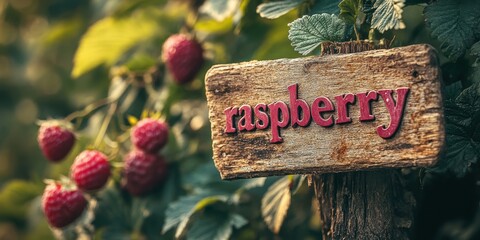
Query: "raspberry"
41 183 87 228
37 122 75 162
122 150 168 196
71 150 111 192
162 34 204 84
131 118 169 153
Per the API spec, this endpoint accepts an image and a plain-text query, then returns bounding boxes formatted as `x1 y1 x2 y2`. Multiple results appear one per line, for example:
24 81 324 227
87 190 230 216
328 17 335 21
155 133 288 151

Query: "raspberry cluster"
38 118 170 228
37 33 202 229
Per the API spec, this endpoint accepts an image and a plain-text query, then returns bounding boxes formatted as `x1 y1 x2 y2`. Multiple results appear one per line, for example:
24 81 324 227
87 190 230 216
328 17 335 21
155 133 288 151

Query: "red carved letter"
288 84 311 127
238 105 255 131
357 91 378 121
268 101 290 143
224 107 238 133
311 97 334 127
377 88 410 139
254 103 269 130
335 93 356 124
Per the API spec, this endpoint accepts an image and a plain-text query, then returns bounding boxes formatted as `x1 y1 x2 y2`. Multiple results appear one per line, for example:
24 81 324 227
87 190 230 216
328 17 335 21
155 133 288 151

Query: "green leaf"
256 0 303 19
186 212 247 240
309 0 341 15
261 176 293 234
424 0 480 61
200 0 240 22
162 194 228 237
72 15 158 78
288 13 346 55
429 83 480 177
339 0 361 24
371 0 406 33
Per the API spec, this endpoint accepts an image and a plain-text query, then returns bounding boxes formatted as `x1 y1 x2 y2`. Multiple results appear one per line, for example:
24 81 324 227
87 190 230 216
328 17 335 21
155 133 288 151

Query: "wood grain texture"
205 44 444 180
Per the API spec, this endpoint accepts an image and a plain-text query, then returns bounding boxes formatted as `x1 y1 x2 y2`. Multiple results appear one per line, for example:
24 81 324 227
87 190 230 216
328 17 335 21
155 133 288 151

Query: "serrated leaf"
309 0 341 15
261 176 293 234
186 212 247 240
72 15 157 78
424 0 480 61
429 83 480 177
162 194 228 235
200 0 240 22
371 0 405 33
339 0 361 24
256 0 303 19
288 13 346 55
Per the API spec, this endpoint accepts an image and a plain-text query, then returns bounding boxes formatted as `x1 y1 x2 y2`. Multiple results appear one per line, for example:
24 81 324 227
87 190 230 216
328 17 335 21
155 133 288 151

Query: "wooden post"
312 170 414 239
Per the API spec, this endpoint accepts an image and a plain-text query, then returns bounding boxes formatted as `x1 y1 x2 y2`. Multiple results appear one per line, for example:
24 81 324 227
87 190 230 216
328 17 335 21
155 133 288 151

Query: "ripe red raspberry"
71 150 111 192
131 118 169 153
162 34 204 84
41 183 87 228
37 122 75 162
122 150 168 196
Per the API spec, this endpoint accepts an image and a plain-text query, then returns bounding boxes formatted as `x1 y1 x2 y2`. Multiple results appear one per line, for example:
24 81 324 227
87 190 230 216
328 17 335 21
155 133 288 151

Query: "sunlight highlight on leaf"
371 0 405 33
72 15 158 78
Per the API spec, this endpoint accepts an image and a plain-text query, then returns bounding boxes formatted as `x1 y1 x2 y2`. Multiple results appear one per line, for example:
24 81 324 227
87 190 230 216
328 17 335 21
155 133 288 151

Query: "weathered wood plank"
205 44 444 180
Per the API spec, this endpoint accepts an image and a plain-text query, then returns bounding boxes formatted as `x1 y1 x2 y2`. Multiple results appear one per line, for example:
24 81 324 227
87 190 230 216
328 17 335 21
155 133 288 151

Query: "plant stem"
93 101 118 148
64 98 113 123
354 24 360 41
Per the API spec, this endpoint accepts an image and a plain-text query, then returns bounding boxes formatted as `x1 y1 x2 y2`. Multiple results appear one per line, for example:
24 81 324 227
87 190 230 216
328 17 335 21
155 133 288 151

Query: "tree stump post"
312 170 415 239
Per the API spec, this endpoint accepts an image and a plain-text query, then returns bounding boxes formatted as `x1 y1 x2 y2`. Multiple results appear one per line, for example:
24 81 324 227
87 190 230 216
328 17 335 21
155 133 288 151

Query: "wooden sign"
205 44 444 180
